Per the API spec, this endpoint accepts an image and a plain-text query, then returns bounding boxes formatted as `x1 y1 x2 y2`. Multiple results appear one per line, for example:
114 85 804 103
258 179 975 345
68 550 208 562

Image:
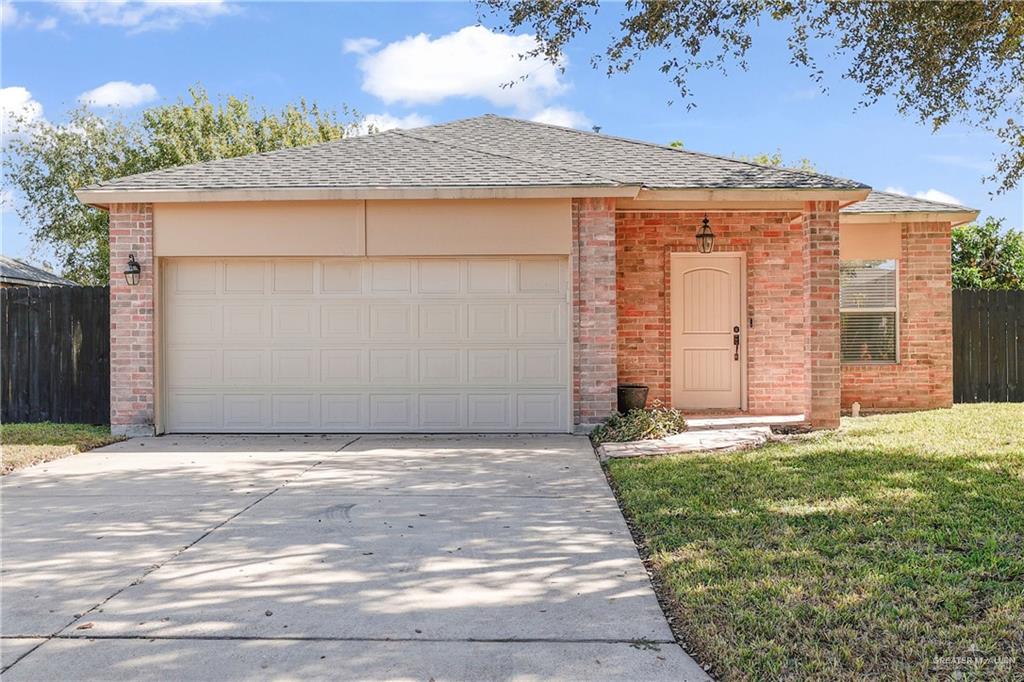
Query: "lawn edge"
598 450 720 681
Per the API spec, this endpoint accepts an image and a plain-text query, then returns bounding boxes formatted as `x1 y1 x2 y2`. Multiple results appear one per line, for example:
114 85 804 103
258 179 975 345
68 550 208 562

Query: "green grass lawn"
0 423 124 474
607 404 1024 680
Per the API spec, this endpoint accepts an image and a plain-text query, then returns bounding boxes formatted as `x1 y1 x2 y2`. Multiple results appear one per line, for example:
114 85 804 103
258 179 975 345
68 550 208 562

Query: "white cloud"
79 81 159 108
355 25 566 111
1 86 44 138
2 1 58 30
913 189 962 206
1 0 20 26
530 106 590 130
357 112 430 135
58 0 234 33
883 185 962 206
343 37 381 55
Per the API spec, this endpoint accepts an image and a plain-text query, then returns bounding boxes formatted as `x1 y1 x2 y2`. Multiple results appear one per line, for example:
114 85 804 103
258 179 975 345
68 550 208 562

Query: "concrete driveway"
1 434 708 681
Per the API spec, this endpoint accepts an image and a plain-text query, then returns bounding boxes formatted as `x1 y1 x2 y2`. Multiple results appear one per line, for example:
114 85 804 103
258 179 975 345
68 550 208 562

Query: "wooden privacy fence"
1 285 110 424
953 289 1023 403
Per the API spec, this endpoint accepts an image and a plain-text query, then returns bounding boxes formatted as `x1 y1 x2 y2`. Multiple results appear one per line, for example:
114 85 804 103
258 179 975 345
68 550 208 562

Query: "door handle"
733 326 740 361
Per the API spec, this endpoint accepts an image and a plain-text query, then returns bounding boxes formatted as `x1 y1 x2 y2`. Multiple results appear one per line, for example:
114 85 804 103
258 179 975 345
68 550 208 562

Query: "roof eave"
840 209 979 227
75 184 643 207
633 187 871 203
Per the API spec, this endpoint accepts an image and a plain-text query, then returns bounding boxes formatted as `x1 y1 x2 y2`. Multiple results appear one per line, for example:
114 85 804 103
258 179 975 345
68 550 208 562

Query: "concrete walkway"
1 435 708 681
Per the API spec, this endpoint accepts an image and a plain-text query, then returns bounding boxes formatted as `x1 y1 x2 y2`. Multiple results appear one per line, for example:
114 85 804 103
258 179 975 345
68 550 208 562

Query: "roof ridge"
475 114 870 189
393 128 628 187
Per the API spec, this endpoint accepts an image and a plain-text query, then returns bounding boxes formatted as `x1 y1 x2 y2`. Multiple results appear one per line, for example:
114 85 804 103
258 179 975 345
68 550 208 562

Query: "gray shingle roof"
82 114 869 193
411 115 868 190
841 190 974 214
0 256 77 286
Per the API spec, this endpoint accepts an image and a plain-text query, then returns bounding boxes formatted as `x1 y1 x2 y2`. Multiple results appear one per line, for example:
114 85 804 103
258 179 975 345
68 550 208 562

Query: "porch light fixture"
696 214 715 254
124 254 141 286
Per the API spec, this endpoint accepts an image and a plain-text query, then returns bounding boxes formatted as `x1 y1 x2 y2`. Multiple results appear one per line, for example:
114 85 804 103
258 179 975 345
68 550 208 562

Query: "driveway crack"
0 436 361 674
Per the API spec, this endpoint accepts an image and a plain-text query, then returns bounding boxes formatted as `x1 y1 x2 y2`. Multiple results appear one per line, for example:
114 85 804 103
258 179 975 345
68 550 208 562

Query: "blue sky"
2 0 1021 268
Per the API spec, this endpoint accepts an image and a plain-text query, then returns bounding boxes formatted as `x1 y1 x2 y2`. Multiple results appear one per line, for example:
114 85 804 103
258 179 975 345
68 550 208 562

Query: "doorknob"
733 326 740 361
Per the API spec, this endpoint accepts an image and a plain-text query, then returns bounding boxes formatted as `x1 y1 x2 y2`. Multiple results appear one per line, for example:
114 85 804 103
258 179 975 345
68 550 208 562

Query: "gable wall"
840 221 953 410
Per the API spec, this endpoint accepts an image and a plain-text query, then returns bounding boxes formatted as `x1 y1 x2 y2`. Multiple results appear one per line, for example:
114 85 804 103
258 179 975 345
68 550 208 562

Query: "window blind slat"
840 260 897 363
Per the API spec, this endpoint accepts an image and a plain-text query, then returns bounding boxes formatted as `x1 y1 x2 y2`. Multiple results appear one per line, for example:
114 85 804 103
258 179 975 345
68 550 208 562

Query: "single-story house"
75 115 978 436
0 255 78 288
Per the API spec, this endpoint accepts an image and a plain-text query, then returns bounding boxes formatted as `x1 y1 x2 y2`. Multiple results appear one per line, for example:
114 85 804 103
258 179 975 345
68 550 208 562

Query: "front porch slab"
596 426 772 461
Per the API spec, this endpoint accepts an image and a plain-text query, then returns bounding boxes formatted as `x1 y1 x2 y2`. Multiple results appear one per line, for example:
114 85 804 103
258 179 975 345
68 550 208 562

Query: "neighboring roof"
77 114 869 201
841 190 974 214
840 190 978 226
0 256 77 286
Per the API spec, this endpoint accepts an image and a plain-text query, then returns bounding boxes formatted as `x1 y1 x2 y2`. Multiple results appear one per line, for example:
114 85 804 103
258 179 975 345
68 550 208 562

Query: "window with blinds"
840 259 898 363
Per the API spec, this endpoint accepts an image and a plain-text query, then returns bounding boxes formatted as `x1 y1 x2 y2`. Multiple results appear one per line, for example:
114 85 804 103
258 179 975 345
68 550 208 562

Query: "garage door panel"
370 261 412 294
419 349 461 384
223 394 268 430
167 304 222 341
467 394 512 429
467 260 511 294
223 304 267 339
321 304 366 339
417 260 461 294
167 392 222 431
272 305 317 338
272 394 319 429
321 394 365 429
516 348 564 385
517 303 564 340
321 349 365 383
370 395 414 429
163 257 568 433
517 393 565 430
419 394 462 429
272 350 318 384
321 261 362 294
223 261 266 294
467 304 511 340
370 305 414 339
223 349 268 385
418 304 461 339
272 261 315 294
166 349 220 386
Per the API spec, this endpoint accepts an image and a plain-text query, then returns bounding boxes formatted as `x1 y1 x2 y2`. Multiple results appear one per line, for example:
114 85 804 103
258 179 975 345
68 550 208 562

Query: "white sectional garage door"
161 257 570 433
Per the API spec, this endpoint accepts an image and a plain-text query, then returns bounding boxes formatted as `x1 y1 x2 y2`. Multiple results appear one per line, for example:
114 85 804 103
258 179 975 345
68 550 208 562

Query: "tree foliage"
736 150 817 173
482 1 1024 193
952 218 1024 290
3 87 359 283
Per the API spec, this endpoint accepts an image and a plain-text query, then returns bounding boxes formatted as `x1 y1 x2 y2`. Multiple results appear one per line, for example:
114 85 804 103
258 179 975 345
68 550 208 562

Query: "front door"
670 253 745 410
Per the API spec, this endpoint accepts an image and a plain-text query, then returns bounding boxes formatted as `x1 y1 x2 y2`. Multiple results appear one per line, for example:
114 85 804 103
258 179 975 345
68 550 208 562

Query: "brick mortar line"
0 436 361 674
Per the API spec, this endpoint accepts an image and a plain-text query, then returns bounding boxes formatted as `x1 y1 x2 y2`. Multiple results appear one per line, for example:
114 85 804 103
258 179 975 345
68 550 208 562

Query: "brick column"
802 201 841 428
109 203 155 437
572 197 618 428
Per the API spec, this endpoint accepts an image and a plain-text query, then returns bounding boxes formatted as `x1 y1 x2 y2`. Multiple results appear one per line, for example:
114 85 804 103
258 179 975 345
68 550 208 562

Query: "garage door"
161 257 570 433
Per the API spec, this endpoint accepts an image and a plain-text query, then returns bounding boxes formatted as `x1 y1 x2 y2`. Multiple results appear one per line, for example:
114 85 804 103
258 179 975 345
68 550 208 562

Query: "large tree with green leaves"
3 88 360 284
952 218 1024 289
481 1 1024 193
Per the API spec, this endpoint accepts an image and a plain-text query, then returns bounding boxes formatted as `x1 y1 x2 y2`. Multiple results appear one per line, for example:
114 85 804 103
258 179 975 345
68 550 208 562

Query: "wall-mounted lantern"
696 214 715 254
124 254 141 286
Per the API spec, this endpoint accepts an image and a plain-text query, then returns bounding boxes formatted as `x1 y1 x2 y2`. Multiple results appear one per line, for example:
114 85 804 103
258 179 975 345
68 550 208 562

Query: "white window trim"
840 260 900 365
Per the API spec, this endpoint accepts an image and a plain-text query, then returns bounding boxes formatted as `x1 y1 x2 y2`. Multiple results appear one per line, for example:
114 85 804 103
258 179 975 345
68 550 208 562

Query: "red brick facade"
841 221 953 411
572 197 619 426
104 200 951 436
617 210 811 416
109 203 156 436
802 201 842 427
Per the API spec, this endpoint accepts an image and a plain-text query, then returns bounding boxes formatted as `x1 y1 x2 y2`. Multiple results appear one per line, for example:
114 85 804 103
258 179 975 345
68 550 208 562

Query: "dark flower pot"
617 384 649 414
